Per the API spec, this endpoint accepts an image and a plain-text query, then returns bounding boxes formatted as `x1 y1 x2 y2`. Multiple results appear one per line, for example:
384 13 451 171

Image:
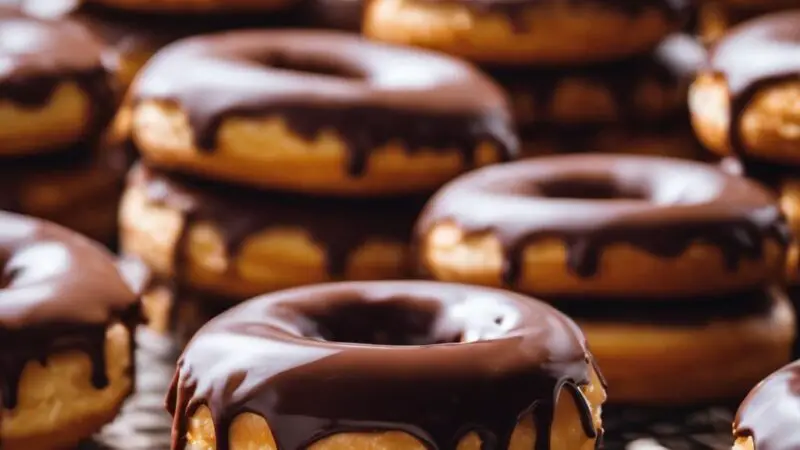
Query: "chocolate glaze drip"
130 30 517 177
0 212 140 415
415 154 789 289
167 281 602 450
491 34 706 127
735 359 800 450
0 7 115 146
553 286 784 325
131 164 423 278
708 11 800 161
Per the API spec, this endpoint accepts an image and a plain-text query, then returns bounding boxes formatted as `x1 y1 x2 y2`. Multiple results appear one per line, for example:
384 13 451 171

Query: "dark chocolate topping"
415 154 789 290
131 30 517 176
735 358 800 450
491 34 706 127
168 281 601 450
0 212 140 411
131 164 423 279
554 286 784 326
0 7 114 142
709 11 800 160
301 0 363 31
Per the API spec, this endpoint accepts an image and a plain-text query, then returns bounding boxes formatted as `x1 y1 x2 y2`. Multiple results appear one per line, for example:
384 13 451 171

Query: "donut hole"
306 299 463 345
536 177 649 200
261 52 365 80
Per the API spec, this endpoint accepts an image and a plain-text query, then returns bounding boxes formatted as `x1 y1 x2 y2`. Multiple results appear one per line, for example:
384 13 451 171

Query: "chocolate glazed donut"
168 281 606 450
416 154 789 298
691 11 800 164
734 359 800 450
127 30 517 195
0 212 141 449
0 6 115 154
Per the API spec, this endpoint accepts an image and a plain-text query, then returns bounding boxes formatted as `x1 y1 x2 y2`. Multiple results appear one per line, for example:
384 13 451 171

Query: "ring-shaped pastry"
416 154 789 299
127 30 517 196
0 212 140 450
168 281 606 450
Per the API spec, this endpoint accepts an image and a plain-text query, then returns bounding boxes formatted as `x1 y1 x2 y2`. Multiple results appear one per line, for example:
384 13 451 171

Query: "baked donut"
690 11 800 166
416 154 789 299
733 358 800 450
556 286 795 404
0 142 131 245
0 6 114 156
121 164 423 301
125 30 516 196
168 281 606 450
364 0 689 65
0 212 141 450
492 34 706 128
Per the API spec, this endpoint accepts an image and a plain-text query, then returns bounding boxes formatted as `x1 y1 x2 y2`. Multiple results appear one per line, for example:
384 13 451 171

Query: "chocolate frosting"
491 33 706 127
415 154 789 290
709 11 800 160
0 212 140 412
735 359 800 450
301 0 363 30
167 281 602 450
131 164 423 280
130 30 517 176
0 6 114 143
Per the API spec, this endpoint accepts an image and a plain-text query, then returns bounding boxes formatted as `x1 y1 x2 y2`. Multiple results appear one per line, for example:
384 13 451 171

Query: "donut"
364 0 689 65
491 34 706 129
21 1 297 90
120 164 423 301
125 30 517 196
690 11 800 166
733 358 800 450
0 212 141 450
140 282 229 345
168 281 606 450
415 154 789 299
0 7 114 156
0 142 131 245
557 287 795 404
520 121 707 161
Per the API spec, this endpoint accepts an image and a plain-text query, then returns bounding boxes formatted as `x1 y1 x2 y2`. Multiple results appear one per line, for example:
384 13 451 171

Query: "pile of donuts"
3 0 800 448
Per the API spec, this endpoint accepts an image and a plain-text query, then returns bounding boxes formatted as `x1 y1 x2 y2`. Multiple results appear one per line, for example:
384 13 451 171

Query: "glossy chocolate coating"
709 11 800 160
0 6 114 140
415 154 788 291
130 30 517 177
0 212 140 412
735 359 800 450
131 164 423 280
168 281 602 450
492 34 706 127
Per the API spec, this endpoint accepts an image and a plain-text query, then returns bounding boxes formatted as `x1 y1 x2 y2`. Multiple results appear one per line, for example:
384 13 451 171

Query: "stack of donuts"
364 0 707 160
697 0 800 43
117 29 518 340
0 5 127 245
415 153 796 404
690 11 800 286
